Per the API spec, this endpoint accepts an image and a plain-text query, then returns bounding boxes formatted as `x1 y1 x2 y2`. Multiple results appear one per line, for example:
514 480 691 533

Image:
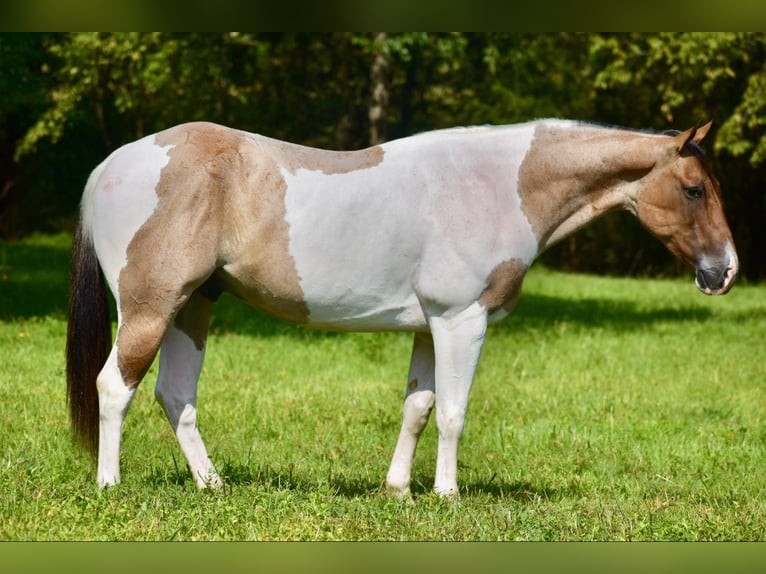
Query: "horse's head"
635 121 738 295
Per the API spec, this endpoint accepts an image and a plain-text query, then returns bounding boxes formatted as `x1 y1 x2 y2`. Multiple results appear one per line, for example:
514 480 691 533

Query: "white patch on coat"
281 151 428 330
89 135 174 295
281 124 539 330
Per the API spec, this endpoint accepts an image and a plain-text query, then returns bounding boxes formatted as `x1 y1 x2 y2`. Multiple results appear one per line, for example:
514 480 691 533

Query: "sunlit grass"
1 233 765 540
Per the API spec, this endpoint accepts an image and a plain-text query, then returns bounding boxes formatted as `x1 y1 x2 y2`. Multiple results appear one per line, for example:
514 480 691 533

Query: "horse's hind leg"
97 346 139 487
155 289 221 489
97 272 213 488
97 313 169 488
385 332 436 495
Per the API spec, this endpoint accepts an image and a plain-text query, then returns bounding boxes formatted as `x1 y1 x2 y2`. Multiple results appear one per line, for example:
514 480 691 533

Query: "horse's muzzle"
695 251 739 295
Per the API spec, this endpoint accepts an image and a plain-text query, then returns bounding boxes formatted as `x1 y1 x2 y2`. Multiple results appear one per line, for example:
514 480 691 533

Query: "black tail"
66 216 111 457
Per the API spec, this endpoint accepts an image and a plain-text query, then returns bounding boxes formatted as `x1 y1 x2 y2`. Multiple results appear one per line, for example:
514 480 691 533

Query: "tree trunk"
368 32 390 146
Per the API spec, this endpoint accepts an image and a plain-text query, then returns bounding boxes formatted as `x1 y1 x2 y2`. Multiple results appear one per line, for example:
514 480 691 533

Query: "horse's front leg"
429 302 488 496
386 331 436 496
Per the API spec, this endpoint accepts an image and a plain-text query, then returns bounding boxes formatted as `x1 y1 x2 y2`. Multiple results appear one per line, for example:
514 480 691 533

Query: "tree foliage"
2 32 764 279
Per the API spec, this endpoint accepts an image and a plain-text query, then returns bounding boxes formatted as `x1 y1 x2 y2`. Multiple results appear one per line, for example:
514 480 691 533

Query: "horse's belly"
217 262 426 331
301 285 427 332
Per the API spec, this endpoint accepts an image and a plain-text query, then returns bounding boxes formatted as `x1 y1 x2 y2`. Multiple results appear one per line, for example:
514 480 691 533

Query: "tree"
587 32 766 279
2 33 764 279
0 33 58 237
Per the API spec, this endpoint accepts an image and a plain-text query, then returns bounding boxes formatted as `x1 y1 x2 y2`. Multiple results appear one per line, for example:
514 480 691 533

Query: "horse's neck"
517 123 658 252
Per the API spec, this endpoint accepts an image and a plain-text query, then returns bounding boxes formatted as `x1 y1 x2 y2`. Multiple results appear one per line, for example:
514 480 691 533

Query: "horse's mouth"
695 259 738 295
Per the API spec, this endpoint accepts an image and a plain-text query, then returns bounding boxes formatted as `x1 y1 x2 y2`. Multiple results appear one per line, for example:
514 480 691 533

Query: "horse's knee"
402 389 435 432
435 405 466 441
405 388 435 414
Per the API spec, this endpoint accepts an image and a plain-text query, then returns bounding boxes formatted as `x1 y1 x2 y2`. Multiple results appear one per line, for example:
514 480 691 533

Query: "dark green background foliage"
2 33 765 278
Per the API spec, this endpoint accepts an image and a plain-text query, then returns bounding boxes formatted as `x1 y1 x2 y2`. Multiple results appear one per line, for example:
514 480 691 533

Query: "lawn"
1 233 765 540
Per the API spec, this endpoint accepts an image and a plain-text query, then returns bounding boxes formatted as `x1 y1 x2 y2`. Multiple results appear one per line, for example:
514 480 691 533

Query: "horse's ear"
674 127 697 154
674 121 712 154
692 120 713 144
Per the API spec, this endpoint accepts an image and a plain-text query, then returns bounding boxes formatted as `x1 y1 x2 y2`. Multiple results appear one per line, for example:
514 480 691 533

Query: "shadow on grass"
462 477 578 504
142 457 380 497
149 458 572 504
502 292 713 334
153 456 566 503
0 238 72 320
217 460 383 498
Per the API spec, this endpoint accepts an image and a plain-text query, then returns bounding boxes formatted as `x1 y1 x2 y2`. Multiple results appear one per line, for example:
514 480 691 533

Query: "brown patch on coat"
479 258 527 314
267 139 385 175
516 121 735 287
517 123 657 245
115 122 315 386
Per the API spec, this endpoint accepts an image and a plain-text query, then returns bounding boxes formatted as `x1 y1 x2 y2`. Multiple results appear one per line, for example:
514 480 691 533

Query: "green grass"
1 233 765 540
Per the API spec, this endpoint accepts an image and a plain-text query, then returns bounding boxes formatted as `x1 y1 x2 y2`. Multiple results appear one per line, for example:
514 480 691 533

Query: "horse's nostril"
696 269 712 292
696 255 738 295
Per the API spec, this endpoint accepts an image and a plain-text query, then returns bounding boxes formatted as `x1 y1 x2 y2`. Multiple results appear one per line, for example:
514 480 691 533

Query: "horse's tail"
66 171 111 458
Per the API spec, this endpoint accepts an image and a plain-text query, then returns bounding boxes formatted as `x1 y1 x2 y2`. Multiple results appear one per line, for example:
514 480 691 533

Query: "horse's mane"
662 128 706 157
572 121 721 200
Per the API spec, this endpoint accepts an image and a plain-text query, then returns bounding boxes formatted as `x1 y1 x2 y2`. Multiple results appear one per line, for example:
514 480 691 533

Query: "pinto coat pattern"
66 120 738 495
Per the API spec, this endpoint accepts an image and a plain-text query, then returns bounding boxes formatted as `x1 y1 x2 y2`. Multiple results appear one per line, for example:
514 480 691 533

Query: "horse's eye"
684 185 704 200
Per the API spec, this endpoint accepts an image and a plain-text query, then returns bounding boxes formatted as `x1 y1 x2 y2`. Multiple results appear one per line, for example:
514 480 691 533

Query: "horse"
66 119 738 496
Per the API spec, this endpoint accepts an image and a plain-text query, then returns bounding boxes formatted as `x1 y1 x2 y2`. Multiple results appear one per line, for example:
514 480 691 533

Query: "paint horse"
67 119 738 496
